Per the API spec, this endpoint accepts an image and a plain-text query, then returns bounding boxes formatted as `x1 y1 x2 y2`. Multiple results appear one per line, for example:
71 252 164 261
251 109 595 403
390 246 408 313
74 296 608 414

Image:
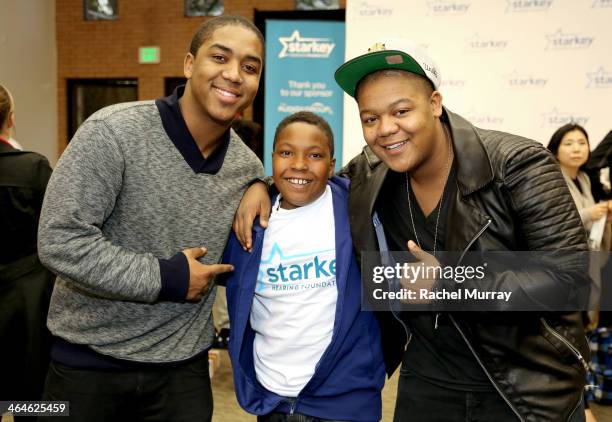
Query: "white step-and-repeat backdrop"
341 0 612 164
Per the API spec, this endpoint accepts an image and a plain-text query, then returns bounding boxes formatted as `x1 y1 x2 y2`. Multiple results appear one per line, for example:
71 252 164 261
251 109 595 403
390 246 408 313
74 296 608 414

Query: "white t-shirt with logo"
250 185 337 397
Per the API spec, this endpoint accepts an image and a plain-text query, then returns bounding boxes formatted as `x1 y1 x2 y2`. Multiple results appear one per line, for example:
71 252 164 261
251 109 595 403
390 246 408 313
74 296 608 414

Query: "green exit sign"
139 47 160 64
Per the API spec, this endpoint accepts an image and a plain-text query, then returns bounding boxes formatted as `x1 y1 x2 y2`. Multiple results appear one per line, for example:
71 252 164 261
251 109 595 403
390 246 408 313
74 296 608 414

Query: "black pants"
258 413 348 422
393 373 519 422
38 355 213 422
394 373 586 422
0 259 54 422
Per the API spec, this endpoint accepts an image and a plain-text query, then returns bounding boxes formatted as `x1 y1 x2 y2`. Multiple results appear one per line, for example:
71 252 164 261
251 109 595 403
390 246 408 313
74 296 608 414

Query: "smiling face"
556 129 590 171
356 70 443 173
183 24 263 126
272 122 335 210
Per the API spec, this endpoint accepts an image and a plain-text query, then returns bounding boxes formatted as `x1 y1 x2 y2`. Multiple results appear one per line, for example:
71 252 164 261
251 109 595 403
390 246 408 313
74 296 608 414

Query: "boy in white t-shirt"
222 112 385 422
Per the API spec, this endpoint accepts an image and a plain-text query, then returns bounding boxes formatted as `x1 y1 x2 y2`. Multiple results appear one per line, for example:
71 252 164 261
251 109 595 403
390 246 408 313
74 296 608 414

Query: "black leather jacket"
342 109 590 422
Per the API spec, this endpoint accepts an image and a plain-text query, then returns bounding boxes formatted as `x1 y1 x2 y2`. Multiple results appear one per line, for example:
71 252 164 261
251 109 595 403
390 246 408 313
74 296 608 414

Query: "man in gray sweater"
38 16 264 422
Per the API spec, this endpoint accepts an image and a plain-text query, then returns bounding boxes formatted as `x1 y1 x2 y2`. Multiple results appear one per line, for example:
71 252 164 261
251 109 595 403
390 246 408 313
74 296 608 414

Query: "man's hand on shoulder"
182 247 234 302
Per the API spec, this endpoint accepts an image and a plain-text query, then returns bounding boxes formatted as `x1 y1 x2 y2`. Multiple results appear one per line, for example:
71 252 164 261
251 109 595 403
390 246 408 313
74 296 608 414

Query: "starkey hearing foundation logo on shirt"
505 0 554 13
278 30 336 59
256 243 337 292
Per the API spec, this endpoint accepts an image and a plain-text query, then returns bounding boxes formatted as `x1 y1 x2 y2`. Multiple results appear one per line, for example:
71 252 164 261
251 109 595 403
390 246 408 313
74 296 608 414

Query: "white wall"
0 0 57 165
342 0 612 165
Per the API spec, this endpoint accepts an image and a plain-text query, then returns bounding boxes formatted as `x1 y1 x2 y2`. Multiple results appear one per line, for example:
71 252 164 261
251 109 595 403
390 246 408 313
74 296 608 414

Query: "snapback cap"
334 39 441 98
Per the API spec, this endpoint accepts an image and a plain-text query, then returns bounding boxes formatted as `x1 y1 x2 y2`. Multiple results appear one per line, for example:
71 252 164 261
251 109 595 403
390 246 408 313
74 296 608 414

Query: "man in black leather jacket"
334 40 590 422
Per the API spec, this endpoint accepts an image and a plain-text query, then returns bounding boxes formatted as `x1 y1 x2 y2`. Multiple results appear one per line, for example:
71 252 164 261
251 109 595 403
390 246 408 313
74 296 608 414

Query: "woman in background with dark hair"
547 123 611 237
548 123 612 422
547 123 611 313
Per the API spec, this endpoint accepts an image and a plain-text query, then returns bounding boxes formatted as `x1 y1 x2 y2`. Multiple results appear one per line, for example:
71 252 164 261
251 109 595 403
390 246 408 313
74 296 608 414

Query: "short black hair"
546 123 590 169
273 111 334 157
189 15 264 57
355 69 434 101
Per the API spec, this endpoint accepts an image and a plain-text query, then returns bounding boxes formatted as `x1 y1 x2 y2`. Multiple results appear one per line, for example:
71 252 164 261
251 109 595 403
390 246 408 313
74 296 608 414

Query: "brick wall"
56 0 345 154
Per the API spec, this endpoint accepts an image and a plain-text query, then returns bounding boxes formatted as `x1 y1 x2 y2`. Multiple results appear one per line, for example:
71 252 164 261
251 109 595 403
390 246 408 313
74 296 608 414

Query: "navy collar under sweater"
155 85 230 174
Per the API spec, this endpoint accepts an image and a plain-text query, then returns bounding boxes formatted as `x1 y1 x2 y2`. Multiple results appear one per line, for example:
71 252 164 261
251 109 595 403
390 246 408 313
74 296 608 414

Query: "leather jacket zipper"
450 218 525 421
388 276 411 350
540 318 589 372
457 218 492 263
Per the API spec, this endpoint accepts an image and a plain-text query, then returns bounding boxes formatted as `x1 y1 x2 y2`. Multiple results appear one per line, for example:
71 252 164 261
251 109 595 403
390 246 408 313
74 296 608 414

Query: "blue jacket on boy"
222 176 386 422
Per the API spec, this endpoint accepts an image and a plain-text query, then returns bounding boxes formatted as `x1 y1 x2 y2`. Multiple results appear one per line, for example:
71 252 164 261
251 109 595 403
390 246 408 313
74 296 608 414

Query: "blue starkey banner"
264 20 345 174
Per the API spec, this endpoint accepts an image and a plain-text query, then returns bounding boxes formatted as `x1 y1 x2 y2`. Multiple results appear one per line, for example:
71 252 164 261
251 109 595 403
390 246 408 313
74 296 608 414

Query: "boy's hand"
183 247 234 302
233 182 271 252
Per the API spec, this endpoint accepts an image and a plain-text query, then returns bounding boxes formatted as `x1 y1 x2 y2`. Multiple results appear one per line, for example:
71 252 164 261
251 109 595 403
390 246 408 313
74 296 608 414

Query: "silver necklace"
405 126 453 258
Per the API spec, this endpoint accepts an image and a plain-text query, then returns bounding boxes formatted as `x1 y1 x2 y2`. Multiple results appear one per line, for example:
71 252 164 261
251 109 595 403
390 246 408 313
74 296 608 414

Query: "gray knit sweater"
38 100 263 363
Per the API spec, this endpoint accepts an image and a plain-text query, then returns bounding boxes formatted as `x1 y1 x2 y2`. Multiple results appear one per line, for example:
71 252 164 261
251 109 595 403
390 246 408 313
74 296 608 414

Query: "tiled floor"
3 352 611 421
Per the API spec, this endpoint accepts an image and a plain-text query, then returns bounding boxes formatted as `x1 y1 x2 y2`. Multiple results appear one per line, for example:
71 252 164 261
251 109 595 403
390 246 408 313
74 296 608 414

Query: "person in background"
0 83 54 421
37 16 264 422
232 118 263 159
547 123 612 321
547 124 612 422
222 111 385 422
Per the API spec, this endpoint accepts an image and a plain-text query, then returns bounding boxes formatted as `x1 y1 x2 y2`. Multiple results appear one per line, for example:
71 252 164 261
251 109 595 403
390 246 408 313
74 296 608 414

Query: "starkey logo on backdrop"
256 243 336 293
505 0 554 12
587 67 612 89
278 30 335 59
440 78 467 89
427 0 471 15
465 33 509 51
541 108 589 128
506 70 548 89
592 0 612 8
466 110 505 127
354 1 394 18
546 29 594 49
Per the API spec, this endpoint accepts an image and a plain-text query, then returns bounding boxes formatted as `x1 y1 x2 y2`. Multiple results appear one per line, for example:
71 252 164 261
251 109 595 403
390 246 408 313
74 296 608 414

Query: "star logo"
278 30 335 59
586 67 612 88
427 0 471 15
545 29 594 49
540 108 589 127
505 0 553 13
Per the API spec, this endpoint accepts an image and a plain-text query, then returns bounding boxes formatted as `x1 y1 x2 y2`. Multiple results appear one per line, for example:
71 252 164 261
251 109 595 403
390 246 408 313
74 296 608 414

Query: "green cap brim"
334 50 427 98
